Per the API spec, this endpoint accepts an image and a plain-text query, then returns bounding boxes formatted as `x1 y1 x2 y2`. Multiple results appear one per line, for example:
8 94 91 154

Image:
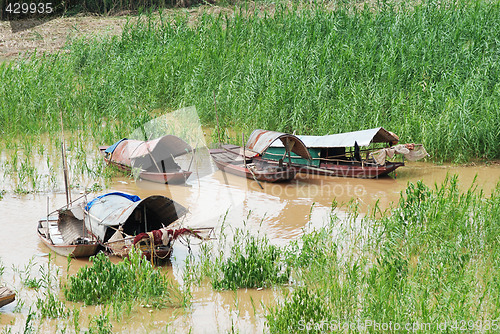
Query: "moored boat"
84 192 189 261
100 135 193 184
37 196 99 258
0 286 16 308
266 127 428 179
209 129 312 183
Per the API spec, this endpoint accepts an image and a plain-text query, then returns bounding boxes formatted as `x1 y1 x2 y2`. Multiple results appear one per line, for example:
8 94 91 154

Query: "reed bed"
267 176 500 333
1 0 499 163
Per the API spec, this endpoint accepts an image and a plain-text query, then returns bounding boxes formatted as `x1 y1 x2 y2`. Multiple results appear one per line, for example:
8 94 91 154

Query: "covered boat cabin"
103 135 192 174
265 127 400 168
84 192 187 243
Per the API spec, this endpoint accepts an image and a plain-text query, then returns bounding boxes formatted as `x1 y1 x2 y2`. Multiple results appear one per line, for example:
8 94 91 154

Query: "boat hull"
139 170 192 184
0 287 15 308
209 148 296 183
37 219 99 258
296 161 404 179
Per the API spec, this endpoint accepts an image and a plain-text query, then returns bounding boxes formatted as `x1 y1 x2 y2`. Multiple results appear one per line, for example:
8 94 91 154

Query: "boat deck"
39 212 91 245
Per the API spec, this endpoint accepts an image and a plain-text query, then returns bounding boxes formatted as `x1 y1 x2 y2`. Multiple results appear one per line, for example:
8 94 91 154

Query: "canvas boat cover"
271 127 399 148
84 192 140 211
246 129 312 159
105 135 192 167
84 193 187 241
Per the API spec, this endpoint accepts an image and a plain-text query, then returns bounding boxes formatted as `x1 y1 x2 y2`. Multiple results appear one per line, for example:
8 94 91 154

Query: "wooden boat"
84 192 188 261
0 286 16 308
210 145 297 182
209 130 312 183
99 135 193 184
37 197 99 258
265 127 428 179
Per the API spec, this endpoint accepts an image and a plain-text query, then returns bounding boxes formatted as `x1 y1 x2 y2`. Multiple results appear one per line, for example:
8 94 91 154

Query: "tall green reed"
1 1 499 162
211 230 290 290
267 175 500 333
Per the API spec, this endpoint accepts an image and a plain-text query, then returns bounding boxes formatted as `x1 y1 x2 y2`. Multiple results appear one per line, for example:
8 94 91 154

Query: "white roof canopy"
271 127 399 148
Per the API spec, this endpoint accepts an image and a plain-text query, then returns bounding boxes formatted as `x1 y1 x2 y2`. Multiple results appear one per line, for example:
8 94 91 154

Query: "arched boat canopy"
84 193 187 242
246 129 312 159
270 127 399 148
104 135 192 167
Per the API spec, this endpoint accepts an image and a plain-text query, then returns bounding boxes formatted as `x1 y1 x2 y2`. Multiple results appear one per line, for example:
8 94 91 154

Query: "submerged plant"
64 248 184 308
36 291 68 320
191 228 290 290
86 309 113 334
14 257 43 289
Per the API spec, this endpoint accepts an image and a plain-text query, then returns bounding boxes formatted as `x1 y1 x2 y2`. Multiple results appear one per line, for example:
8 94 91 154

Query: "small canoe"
99 135 193 184
0 286 15 308
37 202 99 258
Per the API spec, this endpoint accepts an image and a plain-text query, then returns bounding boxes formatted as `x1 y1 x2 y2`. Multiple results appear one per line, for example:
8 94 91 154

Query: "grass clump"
213 232 290 290
189 229 290 290
64 249 184 308
86 309 113 334
267 175 500 333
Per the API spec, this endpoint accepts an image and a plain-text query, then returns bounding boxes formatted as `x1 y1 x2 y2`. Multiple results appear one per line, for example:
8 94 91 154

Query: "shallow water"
1 160 500 332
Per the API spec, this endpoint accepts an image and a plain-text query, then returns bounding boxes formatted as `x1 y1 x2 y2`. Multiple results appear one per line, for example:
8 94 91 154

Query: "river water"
1 158 500 333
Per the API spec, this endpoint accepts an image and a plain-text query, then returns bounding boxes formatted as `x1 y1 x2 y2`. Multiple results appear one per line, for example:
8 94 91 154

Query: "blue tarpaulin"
104 138 127 154
85 192 141 211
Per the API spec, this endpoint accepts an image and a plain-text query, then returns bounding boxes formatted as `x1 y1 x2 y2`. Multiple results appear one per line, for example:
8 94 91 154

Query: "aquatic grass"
86 309 113 334
213 232 290 290
64 249 185 308
267 175 500 333
187 227 290 290
0 132 115 192
36 291 69 320
14 257 44 289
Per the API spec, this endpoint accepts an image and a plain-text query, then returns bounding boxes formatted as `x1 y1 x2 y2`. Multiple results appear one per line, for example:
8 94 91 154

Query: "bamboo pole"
60 112 71 206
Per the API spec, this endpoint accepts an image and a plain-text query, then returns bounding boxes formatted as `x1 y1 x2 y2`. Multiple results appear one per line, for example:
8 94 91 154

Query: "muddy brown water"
1 161 500 333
